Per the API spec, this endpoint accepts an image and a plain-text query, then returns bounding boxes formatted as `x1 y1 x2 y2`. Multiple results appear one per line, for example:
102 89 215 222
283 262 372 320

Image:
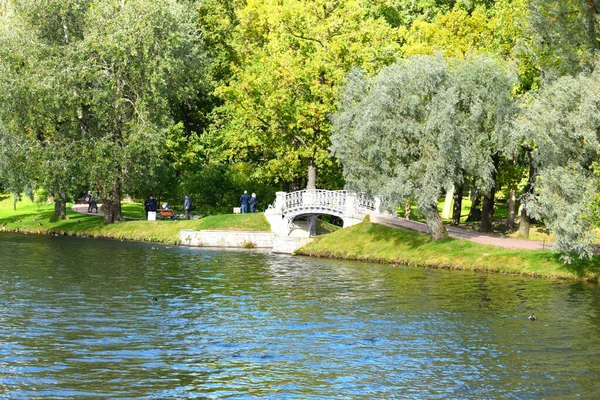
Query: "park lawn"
298 221 600 282
0 194 271 244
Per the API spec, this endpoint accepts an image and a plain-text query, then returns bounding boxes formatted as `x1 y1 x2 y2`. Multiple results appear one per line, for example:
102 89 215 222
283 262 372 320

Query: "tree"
513 68 600 260
0 0 90 219
213 0 401 190
525 0 600 79
331 55 515 239
0 0 206 222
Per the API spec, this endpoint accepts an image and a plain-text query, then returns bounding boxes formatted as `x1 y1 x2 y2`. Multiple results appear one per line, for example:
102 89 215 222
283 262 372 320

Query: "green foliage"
211 0 402 187
331 54 515 237
0 0 207 222
181 162 277 215
0 4 88 205
515 67 600 259
525 0 600 79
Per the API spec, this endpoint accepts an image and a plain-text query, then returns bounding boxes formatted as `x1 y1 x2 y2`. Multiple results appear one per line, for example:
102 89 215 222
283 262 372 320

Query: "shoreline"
295 222 600 283
1 199 598 283
2 221 599 283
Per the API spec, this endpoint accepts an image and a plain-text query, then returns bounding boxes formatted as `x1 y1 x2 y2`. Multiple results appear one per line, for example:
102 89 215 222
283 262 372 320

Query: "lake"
1 232 599 398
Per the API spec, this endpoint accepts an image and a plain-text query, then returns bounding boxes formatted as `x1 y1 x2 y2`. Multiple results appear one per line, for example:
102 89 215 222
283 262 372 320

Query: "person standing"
249 193 257 213
144 196 150 219
86 191 94 213
184 195 192 220
148 195 157 212
240 190 250 214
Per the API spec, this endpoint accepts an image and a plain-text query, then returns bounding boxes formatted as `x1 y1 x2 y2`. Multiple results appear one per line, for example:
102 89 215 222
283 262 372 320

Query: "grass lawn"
0 194 271 244
298 221 600 282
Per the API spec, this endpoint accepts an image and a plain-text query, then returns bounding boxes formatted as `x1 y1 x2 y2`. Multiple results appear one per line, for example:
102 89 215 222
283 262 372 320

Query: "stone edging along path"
70 204 557 251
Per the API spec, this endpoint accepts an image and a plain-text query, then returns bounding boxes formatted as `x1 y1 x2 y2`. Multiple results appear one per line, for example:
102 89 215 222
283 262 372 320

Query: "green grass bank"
3 194 599 282
0 195 270 244
297 221 600 282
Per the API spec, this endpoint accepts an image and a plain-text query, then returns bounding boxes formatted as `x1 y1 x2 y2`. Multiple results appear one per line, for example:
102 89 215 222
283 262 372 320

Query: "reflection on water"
1 233 600 398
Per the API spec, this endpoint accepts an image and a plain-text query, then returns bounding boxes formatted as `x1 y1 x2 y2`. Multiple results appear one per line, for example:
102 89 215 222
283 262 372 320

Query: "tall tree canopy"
0 0 206 222
211 0 401 190
514 67 600 260
331 55 515 239
0 0 90 218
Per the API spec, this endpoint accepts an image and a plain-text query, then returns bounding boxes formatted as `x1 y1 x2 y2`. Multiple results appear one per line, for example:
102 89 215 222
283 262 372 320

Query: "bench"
158 209 175 220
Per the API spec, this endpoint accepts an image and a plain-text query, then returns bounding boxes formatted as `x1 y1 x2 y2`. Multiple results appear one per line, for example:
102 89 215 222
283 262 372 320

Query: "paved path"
72 203 104 216
371 214 554 251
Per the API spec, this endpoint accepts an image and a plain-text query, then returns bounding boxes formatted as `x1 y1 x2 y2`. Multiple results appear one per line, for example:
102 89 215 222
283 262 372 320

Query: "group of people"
85 191 98 213
143 195 193 220
239 190 258 213
141 191 257 220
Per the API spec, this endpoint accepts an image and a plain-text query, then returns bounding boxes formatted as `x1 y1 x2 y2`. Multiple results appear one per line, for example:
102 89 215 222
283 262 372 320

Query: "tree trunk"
102 179 122 223
404 199 411 220
13 193 20 211
480 188 496 233
441 186 454 219
53 191 67 220
292 178 302 191
518 208 531 238
507 188 516 229
466 193 481 222
518 151 536 238
422 204 449 240
452 185 463 226
307 158 317 190
480 154 500 233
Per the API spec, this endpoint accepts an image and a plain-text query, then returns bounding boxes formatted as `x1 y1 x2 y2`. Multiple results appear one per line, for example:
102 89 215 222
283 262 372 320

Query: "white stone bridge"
265 189 386 239
180 189 389 254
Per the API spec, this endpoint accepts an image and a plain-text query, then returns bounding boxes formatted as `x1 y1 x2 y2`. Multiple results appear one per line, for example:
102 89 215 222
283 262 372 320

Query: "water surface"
1 233 599 398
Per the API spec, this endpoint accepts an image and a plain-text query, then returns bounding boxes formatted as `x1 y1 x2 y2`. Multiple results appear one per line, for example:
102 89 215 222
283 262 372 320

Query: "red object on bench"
159 209 174 218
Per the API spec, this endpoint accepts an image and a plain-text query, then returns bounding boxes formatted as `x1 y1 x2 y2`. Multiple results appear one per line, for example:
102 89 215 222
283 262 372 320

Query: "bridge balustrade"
283 189 348 215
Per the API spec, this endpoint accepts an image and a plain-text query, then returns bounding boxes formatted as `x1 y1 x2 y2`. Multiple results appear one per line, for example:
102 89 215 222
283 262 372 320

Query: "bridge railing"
354 193 376 212
284 189 348 213
267 189 381 217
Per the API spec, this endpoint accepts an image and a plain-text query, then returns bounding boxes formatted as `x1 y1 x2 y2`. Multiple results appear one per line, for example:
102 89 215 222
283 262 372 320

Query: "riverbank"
2 195 599 281
297 221 600 282
0 195 270 244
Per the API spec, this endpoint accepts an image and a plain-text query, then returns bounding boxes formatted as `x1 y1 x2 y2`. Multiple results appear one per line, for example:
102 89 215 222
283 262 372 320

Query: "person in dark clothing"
184 195 192 220
249 193 257 213
144 196 150 218
86 191 94 212
240 190 250 214
148 196 157 212
89 198 98 213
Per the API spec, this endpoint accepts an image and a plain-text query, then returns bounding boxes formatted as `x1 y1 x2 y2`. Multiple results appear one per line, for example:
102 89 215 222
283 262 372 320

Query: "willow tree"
527 0 600 79
0 0 204 222
331 55 515 240
214 0 401 190
514 68 600 260
71 0 205 222
0 0 90 219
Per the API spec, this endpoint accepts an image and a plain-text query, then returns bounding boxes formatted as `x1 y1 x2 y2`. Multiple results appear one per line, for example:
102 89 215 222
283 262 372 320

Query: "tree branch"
282 22 327 50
